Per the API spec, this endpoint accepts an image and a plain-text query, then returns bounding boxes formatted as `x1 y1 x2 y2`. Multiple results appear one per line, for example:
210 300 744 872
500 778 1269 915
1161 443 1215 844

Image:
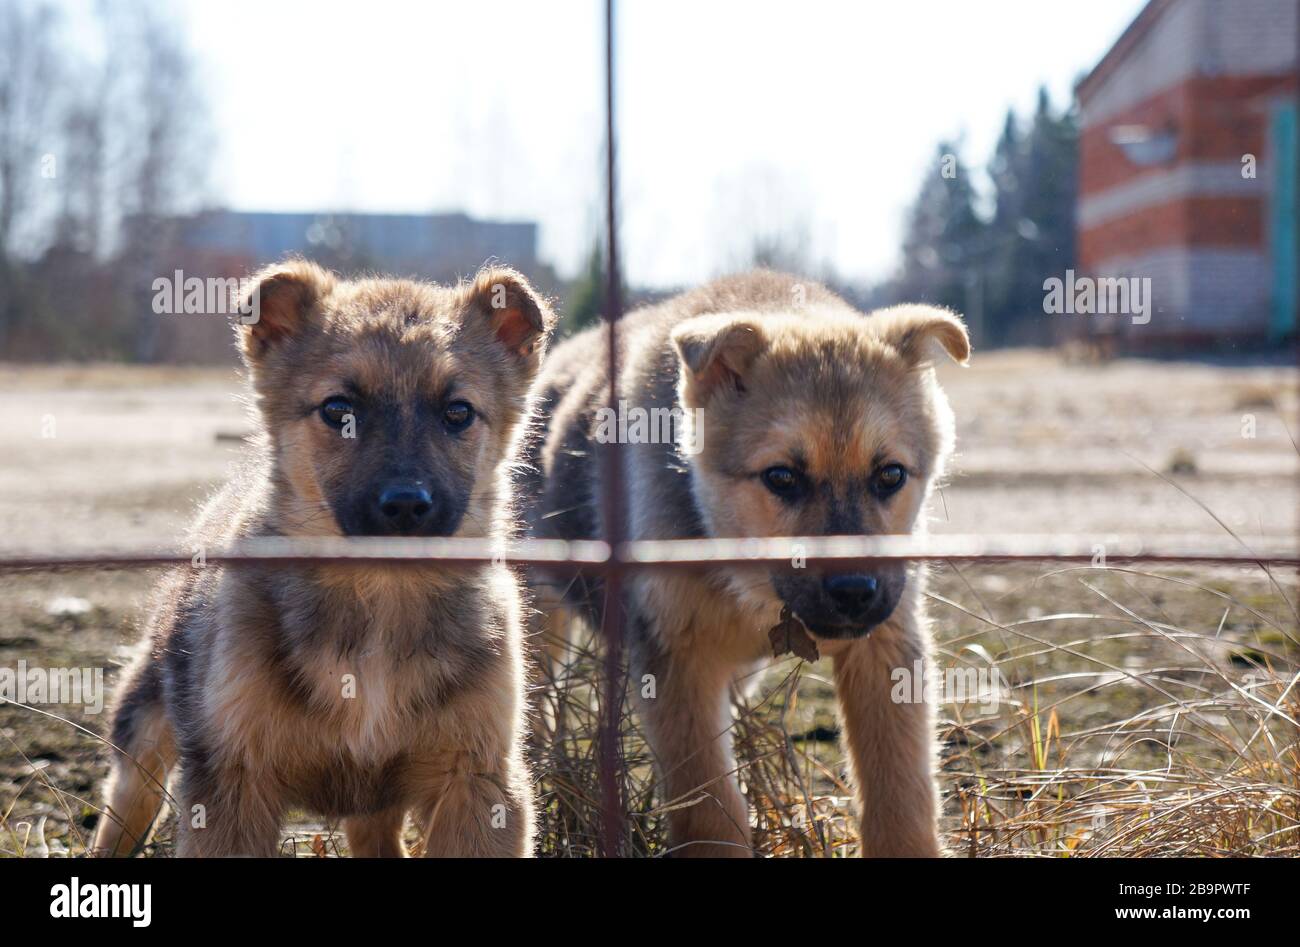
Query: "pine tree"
897 141 986 316
561 240 606 338
985 87 1079 345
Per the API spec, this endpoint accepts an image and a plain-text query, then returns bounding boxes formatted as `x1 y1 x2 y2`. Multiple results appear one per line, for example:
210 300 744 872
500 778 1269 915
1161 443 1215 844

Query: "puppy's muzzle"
343 478 463 537
822 573 880 621
376 481 435 534
773 566 905 640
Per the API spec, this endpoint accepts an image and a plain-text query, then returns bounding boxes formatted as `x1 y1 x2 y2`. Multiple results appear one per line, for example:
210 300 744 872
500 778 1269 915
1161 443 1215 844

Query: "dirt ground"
1 352 1295 554
1 351 1296 856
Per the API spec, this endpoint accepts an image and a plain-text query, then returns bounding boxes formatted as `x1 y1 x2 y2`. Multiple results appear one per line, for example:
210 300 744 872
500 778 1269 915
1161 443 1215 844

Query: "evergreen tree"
985 87 1079 345
561 240 606 338
897 141 986 317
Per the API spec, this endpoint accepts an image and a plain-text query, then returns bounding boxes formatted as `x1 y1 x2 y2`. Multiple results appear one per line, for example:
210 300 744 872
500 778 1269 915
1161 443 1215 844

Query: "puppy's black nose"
376 482 434 534
823 574 879 617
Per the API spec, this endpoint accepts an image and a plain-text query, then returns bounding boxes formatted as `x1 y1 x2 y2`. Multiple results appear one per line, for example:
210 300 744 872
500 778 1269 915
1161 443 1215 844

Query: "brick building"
1075 0 1297 348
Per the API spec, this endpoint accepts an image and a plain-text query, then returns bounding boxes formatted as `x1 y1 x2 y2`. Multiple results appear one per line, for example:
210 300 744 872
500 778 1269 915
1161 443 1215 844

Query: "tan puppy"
520 271 967 857
94 261 554 857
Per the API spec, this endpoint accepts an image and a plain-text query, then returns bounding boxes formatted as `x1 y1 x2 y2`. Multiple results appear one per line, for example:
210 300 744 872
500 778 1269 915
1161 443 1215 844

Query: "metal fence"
2 0 1298 858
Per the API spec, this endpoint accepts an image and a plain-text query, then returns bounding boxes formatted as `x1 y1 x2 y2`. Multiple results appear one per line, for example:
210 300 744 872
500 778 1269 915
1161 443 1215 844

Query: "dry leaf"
768 606 820 662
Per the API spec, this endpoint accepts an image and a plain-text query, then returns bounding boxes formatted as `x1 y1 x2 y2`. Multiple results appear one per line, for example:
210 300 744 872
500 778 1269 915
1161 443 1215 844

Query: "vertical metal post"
598 0 627 858
1289 12 1300 573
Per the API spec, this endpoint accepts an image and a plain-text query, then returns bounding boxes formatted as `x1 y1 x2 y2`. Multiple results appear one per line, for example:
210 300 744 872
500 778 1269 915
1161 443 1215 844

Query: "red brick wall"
1077 73 1295 272
1079 196 1262 267
1079 74 1294 198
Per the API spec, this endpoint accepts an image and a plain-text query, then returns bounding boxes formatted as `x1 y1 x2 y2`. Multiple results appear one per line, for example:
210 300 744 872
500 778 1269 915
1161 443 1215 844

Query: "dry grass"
941 566 1300 857
519 558 1299 858
2 553 1297 858
529 629 862 857
2 551 1297 859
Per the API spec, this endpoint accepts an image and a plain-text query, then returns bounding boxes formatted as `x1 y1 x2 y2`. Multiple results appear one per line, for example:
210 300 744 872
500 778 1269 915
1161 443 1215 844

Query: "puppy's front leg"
832 613 941 857
634 631 751 857
174 763 283 857
418 756 534 857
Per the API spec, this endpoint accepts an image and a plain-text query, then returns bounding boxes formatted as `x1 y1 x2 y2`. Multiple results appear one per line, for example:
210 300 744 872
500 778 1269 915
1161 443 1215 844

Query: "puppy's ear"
236 260 335 363
461 266 555 369
671 314 768 402
870 304 970 366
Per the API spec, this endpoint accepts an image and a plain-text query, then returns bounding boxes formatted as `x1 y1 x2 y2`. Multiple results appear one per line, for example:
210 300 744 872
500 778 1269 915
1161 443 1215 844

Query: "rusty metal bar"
618 534 1300 568
0 537 610 573
0 534 1295 573
597 0 628 859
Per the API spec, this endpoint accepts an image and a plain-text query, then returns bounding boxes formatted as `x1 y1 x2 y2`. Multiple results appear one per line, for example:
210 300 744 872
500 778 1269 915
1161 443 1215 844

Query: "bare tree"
0 0 61 260
99 0 209 359
0 0 210 359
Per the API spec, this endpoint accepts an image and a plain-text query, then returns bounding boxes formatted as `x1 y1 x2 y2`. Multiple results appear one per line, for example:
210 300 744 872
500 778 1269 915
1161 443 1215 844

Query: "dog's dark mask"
771 564 907 639
322 397 473 538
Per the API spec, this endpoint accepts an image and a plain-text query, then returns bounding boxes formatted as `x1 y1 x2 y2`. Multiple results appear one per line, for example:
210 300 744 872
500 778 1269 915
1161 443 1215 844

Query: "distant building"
1075 0 1297 348
174 209 538 280
147 209 541 362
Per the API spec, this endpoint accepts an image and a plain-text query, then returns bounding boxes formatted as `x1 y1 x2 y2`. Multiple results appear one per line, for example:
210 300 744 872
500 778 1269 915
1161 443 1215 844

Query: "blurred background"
2 0 1294 361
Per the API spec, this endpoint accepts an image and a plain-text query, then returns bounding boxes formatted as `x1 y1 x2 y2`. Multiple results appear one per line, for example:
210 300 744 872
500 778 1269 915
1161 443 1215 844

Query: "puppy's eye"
443 400 474 432
320 396 353 429
762 465 801 497
872 463 907 496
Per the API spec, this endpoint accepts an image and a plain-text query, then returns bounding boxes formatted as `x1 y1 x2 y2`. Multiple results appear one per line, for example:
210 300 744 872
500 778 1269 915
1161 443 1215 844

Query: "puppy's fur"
93 261 554 857
521 271 968 857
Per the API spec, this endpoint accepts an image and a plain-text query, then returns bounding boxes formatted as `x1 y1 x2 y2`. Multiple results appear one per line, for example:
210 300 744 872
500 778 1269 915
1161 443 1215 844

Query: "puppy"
521 271 967 857
93 261 554 857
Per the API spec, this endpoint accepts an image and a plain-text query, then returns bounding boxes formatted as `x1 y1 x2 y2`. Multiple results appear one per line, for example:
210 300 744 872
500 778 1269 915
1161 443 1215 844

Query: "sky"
176 0 1147 288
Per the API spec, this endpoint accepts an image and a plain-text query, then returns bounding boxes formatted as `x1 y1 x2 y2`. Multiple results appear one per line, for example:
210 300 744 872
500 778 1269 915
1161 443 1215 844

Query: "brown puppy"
520 271 967 857
93 260 554 857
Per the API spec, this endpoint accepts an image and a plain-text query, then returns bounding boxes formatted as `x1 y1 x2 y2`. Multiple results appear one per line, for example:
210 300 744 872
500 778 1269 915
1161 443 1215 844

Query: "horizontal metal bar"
0 537 611 572
0 534 1294 572
618 535 1300 568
